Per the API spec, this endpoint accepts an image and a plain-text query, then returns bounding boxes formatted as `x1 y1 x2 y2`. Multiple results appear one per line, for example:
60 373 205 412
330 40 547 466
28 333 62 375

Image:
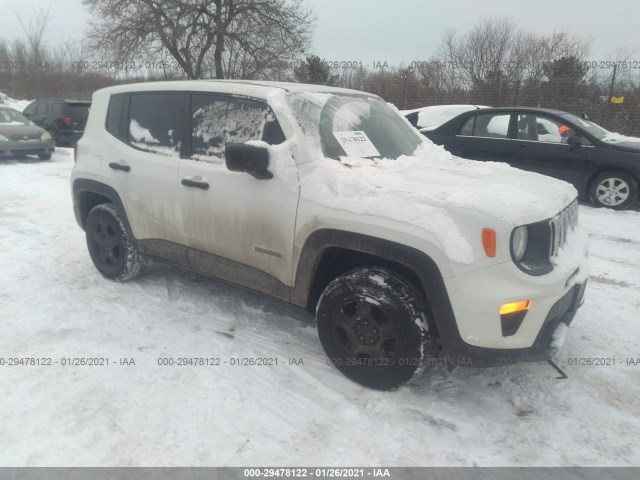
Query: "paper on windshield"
333 131 380 158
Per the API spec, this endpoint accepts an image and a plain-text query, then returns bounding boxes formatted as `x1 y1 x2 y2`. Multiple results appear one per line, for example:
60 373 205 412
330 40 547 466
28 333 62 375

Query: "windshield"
0 108 31 125
562 113 640 143
286 92 423 160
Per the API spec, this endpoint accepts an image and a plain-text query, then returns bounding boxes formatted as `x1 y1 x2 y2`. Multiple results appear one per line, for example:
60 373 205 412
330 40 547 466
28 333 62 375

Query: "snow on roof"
0 92 32 113
402 104 490 131
95 80 373 101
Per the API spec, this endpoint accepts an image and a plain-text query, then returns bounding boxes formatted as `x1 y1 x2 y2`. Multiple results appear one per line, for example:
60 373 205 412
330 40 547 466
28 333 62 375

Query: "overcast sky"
2 0 639 65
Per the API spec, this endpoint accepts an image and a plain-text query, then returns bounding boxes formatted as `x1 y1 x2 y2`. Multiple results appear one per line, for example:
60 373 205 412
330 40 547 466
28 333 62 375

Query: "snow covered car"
71 81 589 390
0 105 55 160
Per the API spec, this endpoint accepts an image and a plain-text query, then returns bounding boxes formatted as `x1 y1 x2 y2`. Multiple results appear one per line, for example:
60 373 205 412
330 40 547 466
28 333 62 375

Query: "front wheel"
589 171 637 210
38 153 52 160
85 203 145 281
316 267 436 390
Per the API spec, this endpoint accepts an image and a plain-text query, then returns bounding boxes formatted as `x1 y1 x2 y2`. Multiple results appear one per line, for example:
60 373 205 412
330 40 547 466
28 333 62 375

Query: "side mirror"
567 136 583 149
225 143 273 180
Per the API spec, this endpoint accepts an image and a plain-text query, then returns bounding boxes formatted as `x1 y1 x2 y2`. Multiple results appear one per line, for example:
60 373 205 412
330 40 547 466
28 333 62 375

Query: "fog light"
499 300 531 315
500 301 531 336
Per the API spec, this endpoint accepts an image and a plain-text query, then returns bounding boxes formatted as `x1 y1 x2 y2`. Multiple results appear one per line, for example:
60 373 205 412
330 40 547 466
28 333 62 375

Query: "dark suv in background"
23 98 91 147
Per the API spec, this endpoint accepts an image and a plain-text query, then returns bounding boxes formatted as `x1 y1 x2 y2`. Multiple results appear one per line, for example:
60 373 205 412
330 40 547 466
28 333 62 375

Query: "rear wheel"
85 203 145 281
589 171 637 210
38 153 51 160
316 267 435 390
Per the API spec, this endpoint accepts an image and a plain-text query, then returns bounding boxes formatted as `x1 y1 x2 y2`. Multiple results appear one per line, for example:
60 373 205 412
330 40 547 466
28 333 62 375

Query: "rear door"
453 112 514 164
104 92 184 246
178 93 299 286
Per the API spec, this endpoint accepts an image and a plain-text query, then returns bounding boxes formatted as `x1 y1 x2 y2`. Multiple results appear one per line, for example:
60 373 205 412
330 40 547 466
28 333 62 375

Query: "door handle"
181 178 209 190
109 162 131 172
517 145 527 150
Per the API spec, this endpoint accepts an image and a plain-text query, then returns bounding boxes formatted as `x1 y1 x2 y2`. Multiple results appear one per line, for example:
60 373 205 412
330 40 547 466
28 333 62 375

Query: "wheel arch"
72 179 134 239
291 229 460 346
585 166 638 193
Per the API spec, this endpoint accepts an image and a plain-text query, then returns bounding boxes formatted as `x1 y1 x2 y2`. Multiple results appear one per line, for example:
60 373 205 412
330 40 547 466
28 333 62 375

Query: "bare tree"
83 0 315 79
16 6 51 69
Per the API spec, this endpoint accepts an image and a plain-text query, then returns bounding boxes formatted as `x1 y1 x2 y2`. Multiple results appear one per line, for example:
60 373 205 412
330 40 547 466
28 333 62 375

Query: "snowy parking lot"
1 149 639 466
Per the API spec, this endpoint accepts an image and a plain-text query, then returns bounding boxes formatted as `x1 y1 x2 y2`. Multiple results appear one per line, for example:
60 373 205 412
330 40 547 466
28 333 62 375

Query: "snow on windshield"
0 108 30 124
285 92 422 161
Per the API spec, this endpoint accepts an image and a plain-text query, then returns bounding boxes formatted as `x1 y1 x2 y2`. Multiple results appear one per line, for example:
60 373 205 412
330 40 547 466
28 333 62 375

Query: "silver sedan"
0 105 55 160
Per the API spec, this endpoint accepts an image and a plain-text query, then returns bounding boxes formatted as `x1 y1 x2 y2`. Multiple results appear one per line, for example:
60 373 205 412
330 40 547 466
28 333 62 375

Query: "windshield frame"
284 91 426 161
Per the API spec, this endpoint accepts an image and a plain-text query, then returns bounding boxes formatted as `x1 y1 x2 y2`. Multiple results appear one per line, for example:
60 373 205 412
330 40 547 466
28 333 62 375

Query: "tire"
316 267 436 390
589 171 638 210
85 203 145 281
38 153 51 160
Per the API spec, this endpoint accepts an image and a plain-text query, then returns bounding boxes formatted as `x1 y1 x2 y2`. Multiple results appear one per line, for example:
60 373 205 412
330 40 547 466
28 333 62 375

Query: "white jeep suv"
71 80 589 390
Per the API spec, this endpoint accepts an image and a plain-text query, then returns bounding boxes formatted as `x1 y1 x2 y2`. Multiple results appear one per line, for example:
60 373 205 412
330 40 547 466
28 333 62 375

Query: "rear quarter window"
106 94 126 139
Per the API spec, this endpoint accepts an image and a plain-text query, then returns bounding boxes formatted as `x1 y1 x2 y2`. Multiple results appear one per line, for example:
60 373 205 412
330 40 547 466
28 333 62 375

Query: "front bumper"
445 281 586 366
439 243 588 366
0 139 55 157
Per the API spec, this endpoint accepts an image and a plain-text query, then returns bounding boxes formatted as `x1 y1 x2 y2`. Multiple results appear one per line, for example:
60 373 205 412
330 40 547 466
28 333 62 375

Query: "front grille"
549 200 579 257
9 133 40 141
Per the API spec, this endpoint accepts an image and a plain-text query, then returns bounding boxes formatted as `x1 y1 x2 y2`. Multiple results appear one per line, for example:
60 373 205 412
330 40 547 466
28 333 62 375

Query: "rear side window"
128 93 183 157
190 94 281 161
459 116 475 135
470 113 511 138
50 103 65 116
35 103 48 115
106 95 125 139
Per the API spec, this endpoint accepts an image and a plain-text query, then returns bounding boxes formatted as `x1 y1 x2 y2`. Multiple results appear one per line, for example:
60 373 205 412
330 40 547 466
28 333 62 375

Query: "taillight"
60 115 72 127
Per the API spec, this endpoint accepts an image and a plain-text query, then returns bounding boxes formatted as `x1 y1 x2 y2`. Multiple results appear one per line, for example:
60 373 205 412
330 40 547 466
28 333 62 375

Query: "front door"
511 113 587 187
178 93 299 286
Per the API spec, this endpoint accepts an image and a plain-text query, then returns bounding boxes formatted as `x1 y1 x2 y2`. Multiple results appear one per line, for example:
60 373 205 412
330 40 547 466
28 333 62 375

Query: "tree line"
1 3 638 134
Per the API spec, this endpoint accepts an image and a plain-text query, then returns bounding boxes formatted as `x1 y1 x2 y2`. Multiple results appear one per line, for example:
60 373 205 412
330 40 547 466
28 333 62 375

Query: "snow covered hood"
302 142 577 228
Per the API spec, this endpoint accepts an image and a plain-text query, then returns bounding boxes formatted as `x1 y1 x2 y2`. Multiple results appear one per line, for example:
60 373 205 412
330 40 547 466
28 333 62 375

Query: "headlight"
511 226 529 262
41 131 52 141
0 134 8 142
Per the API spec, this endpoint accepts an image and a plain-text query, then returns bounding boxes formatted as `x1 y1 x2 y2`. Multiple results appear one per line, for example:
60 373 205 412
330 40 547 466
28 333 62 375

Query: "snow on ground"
1 150 639 466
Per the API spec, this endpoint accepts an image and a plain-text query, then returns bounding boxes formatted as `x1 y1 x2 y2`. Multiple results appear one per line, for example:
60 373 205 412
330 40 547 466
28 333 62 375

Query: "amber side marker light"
482 228 496 257
499 300 531 315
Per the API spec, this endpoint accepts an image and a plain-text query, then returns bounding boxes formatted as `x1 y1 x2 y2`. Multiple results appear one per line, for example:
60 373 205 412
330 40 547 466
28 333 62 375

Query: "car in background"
0 105 55 160
403 104 489 133
23 98 91 147
421 107 640 210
